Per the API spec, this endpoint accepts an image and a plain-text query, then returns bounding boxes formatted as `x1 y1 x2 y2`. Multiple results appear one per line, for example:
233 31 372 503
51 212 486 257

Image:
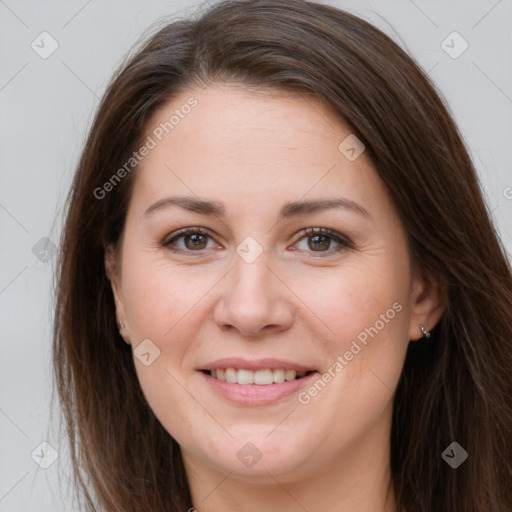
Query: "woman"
52 1 512 511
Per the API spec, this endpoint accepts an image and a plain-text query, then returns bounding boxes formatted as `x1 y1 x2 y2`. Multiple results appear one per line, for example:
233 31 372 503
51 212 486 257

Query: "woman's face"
107 84 440 484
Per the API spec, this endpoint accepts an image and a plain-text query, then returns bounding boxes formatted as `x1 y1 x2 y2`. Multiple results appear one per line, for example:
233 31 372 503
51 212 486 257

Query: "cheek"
294 256 408 353
291 252 411 419
290 258 410 444
120 248 218 384
121 249 191 341
120 255 204 436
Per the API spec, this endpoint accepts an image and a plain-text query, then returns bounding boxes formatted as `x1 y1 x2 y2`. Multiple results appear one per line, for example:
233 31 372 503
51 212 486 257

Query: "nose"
213 252 294 337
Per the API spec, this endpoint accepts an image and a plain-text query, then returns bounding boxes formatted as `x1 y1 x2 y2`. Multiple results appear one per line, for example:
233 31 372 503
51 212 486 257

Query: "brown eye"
293 227 352 255
162 228 216 252
184 232 208 250
307 234 331 251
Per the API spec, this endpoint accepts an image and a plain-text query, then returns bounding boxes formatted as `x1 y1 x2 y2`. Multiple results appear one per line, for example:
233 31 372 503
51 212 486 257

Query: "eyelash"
161 226 353 256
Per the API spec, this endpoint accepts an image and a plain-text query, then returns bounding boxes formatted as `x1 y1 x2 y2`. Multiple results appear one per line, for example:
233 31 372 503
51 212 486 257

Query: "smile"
199 369 320 406
204 368 312 385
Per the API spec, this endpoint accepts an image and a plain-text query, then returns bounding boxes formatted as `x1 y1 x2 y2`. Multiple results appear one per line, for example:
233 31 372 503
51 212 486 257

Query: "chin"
194 431 320 481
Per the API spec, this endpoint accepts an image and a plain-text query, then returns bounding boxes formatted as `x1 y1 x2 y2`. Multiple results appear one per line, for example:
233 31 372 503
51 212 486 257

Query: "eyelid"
162 227 218 250
162 226 353 255
291 227 353 253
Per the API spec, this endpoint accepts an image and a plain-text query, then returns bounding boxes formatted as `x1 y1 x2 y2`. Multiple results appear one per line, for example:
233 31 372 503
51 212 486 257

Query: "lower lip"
199 371 319 406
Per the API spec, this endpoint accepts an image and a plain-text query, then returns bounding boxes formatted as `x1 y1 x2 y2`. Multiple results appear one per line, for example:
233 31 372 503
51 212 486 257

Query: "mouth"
198 361 320 406
197 358 319 405
200 368 316 385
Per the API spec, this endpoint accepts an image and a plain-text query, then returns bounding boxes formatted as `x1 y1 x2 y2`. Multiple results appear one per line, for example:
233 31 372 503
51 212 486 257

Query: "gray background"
1 0 511 510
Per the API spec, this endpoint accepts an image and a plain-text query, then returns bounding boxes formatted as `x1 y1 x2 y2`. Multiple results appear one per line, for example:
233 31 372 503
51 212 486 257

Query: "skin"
106 84 445 512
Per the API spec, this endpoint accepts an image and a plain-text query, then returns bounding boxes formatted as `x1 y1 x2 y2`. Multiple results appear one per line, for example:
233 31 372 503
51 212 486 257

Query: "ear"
105 245 130 343
407 269 446 340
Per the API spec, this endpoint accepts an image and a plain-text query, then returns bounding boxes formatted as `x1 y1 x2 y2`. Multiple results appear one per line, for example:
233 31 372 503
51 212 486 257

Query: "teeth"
209 368 310 385
225 368 237 383
285 369 296 381
237 369 254 385
272 369 285 383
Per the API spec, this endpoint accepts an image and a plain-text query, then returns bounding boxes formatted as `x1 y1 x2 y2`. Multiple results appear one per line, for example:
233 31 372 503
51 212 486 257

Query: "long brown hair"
52 1 512 510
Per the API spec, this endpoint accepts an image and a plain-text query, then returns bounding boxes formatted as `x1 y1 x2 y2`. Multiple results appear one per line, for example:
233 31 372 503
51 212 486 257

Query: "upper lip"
199 357 317 372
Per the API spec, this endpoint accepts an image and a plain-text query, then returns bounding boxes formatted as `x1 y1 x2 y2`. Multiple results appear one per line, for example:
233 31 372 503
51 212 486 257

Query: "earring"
419 323 431 339
117 322 131 345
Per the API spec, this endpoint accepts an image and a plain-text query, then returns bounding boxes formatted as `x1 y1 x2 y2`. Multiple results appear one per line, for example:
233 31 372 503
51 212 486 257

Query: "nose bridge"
227 244 275 311
214 244 293 335
229 232 274 296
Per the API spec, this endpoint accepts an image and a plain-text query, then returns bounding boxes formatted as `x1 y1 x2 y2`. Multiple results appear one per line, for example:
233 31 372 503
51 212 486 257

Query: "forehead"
149 85 344 151
129 84 386 219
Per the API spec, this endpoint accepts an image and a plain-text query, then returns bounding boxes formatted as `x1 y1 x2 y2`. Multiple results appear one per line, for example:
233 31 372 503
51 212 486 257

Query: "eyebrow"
143 195 371 220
